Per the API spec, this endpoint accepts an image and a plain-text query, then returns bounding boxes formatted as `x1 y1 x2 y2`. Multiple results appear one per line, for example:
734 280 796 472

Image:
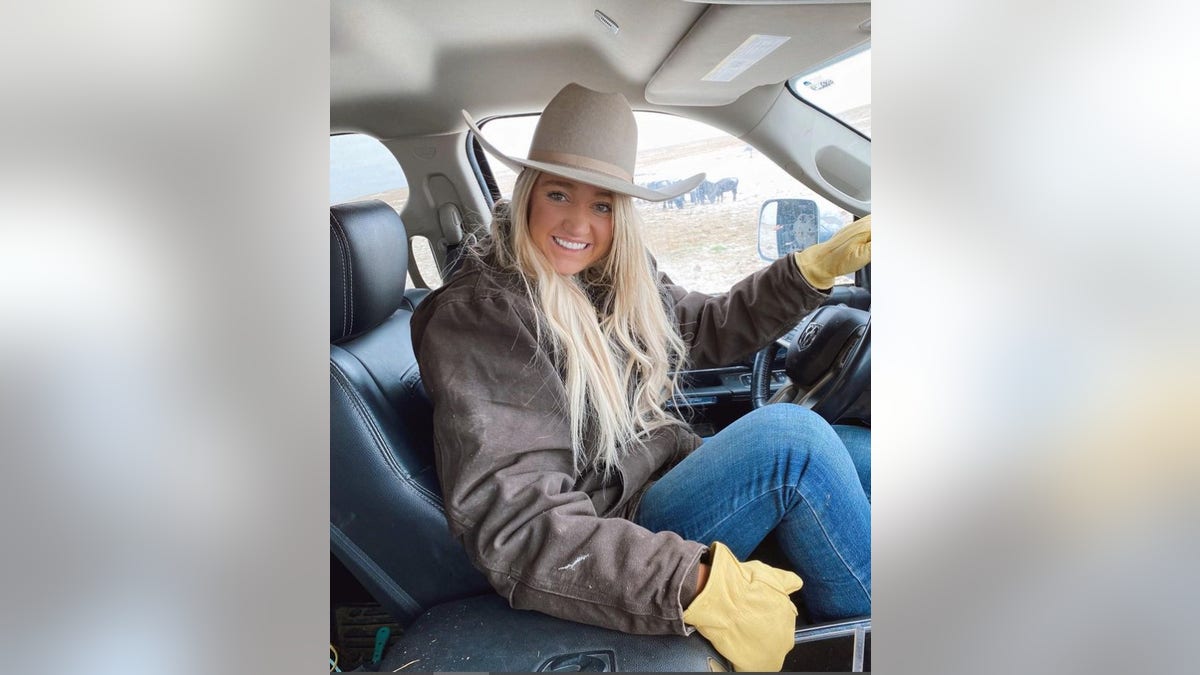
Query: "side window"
477 114 855 293
789 46 871 138
329 134 409 209
330 133 441 288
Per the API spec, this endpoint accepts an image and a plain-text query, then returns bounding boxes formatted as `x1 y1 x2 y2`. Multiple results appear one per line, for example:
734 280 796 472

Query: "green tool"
372 626 391 664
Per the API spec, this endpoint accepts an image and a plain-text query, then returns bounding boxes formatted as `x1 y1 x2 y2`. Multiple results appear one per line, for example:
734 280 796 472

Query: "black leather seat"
330 200 490 624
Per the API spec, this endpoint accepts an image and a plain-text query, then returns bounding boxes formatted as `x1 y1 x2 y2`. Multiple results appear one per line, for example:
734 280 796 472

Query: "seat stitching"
330 361 443 510
329 219 349 339
330 211 354 336
331 362 443 509
329 216 350 338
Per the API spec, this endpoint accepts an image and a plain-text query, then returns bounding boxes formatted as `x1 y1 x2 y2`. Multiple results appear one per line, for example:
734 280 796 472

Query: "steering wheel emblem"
797 322 822 351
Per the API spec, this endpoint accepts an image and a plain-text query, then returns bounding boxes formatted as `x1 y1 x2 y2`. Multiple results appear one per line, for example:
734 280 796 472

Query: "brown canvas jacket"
410 250 829 636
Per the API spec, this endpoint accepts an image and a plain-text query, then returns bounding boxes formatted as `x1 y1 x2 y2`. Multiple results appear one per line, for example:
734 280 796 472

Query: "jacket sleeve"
662 254 830 370
415 294 708 636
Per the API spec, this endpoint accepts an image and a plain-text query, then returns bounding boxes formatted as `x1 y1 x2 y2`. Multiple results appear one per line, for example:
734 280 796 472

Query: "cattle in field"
690 179 717 204
712 177 739 202
644 180 687 209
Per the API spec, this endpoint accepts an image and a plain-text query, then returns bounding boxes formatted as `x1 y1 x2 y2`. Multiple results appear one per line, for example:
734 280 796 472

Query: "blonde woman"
412 83 871 671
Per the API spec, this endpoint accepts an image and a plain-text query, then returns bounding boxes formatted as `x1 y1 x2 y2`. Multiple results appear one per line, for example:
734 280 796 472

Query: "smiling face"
526 174 616 276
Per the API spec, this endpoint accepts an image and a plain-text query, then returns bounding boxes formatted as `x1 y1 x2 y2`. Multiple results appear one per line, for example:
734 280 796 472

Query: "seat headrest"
330 200 410 342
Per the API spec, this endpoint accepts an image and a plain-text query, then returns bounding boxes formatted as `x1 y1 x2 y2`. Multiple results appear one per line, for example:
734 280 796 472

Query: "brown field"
357 135 850 294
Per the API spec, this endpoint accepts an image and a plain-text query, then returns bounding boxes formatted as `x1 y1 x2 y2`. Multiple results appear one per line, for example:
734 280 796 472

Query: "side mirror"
757 198 821 261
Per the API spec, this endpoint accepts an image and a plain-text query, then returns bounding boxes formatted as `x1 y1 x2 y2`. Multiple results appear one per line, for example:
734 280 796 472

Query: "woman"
411 83 871 671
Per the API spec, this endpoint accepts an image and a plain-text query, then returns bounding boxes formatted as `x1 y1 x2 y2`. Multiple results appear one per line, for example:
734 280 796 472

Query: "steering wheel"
750 304 871 424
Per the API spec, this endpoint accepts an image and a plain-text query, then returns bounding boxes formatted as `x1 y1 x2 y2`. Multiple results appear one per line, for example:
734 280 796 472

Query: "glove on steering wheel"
794 214 872 290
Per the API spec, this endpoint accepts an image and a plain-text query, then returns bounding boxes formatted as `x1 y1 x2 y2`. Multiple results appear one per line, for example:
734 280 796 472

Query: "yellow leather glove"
682 542 803 672
793 214 872 290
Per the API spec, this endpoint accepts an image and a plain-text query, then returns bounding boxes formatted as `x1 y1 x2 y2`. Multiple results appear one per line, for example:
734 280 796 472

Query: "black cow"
713 177 739 202
690 179 717 205
645 180 686 209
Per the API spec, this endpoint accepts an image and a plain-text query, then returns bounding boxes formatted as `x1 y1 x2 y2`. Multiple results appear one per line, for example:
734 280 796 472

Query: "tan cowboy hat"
463 83 704 202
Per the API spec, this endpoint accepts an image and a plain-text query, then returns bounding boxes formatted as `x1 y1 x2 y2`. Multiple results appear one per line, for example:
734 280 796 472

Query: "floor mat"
332 603 403 671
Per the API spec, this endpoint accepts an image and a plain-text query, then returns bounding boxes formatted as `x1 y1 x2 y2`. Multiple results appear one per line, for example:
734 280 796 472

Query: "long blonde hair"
483 169 688 477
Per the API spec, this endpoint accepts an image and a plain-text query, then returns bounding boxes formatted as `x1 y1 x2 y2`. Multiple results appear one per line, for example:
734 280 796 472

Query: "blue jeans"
633 404 871 622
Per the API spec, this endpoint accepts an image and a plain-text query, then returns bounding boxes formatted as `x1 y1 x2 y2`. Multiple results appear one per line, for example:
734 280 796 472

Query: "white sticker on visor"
702 34 791 83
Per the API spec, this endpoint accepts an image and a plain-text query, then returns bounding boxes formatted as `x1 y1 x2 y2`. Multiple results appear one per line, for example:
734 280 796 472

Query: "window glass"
789 46 871 137
330 133 428 287
479 113 856 293
329 134 409 210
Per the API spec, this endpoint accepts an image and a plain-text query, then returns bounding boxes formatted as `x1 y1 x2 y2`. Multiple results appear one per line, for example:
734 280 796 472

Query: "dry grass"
633 136 847 293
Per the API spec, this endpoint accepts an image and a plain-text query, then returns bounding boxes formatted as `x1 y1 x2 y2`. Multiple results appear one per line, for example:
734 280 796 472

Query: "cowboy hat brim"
463 110 704 202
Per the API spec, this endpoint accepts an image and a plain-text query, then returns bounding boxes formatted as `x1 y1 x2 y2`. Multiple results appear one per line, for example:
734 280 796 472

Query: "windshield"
789 46 871 138
478 112 858 293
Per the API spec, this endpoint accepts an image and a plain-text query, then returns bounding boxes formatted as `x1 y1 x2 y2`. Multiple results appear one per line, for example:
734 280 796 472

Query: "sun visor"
645 2 871 106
